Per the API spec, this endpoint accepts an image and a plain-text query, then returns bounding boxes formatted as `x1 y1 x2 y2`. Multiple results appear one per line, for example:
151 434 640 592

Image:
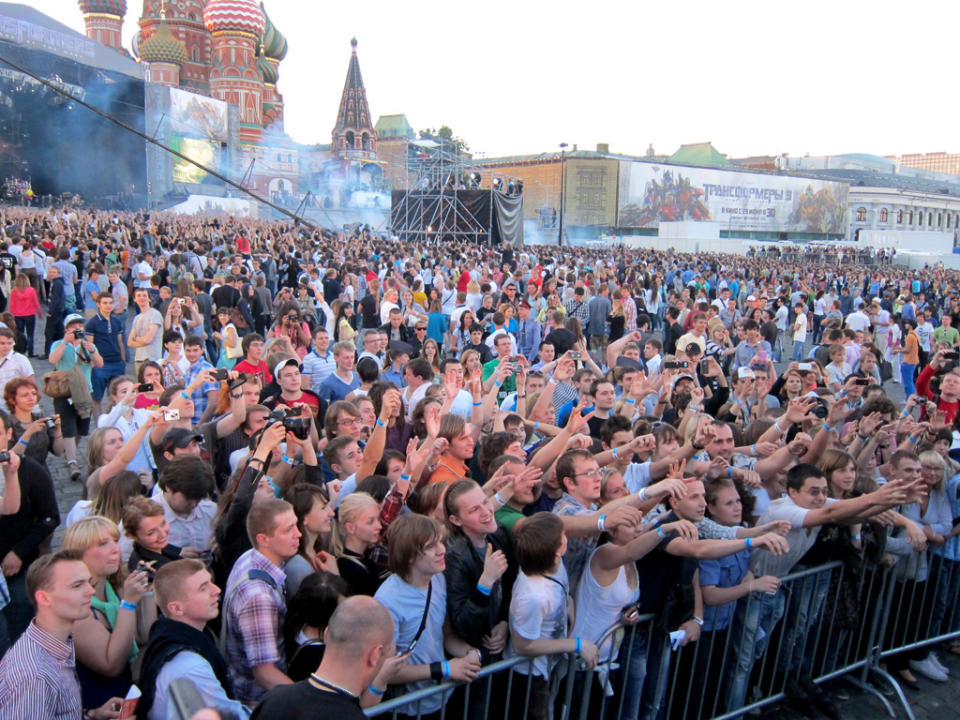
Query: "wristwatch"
691 616 704 627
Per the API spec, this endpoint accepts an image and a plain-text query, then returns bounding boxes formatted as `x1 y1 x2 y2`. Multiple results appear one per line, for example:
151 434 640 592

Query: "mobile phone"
699 359 709 375
797 362 813 371
137 383 153 392
663 361 689 370
854 378 869 386
947 351 960 361
163 408 180 421
511 363 522 372
0 451 10 463
570 351 583 359
213 368 230 381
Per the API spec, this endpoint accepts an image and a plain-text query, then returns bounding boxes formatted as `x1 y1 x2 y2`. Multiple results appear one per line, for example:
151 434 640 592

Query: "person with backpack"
222 497 301 707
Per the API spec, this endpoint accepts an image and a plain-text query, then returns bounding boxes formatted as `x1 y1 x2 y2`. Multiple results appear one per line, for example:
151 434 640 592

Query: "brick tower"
332 37 376 161
77 0 127 51
203 0 266 145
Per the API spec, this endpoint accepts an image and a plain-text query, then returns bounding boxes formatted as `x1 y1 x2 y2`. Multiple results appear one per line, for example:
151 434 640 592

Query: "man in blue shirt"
516 301 542 363
319 341 361 404
81 264 103 319
301 327 336 395
184 336 219 424
85 293 126 414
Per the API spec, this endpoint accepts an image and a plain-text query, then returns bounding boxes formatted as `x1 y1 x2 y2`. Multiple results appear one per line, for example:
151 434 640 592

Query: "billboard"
170 136 219 184
617 162 848 233
169 87 228 142
564 158 618 227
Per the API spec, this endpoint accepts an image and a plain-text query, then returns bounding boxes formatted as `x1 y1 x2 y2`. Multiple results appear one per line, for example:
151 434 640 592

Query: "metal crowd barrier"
365 553 960 720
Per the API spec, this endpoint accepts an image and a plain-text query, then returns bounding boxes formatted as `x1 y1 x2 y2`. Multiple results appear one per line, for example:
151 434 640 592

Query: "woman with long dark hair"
283 482 337 596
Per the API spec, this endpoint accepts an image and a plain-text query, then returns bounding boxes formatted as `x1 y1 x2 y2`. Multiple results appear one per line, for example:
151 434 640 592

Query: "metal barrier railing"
364 552 960 720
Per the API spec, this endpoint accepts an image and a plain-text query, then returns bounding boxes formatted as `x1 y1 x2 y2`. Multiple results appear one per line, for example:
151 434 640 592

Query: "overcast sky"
27 0 960 161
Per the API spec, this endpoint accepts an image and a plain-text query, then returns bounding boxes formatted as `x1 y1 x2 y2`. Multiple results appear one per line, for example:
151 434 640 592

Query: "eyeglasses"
416 327 427 332
337 417 361 427
574 468 601 478
804 487 829 497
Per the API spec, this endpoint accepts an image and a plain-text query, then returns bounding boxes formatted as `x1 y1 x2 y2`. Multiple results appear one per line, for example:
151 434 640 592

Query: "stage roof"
0 3 143 79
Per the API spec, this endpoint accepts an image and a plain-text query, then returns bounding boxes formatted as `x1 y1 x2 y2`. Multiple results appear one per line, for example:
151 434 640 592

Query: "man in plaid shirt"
223 498 301 707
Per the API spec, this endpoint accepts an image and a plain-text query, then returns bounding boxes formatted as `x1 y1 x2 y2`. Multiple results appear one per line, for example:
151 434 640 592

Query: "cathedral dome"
260 3 287 61
77 0 127 15
257 53 278 84
203 0 266 37
139 18 188 65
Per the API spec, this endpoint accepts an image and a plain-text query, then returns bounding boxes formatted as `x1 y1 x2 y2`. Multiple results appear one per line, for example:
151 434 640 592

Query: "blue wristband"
727 466 734 479
120 600 138 612
625 397 637 405
442 660 450 679
400 473 411 482
180 391 189 400
17 437 27 447
473 401 482 406
576 636 583 653
656 525 666 538
597 515 607 532
534 421 540 430
476 582 492 596
908 436 917 444
368 685 386 696
745 537 753 549
750 444 756 456
612 447 619 459
494 380 502 387
376 418 385 427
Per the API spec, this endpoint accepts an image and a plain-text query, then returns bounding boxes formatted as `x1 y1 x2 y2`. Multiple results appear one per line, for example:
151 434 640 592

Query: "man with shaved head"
251 595 396 719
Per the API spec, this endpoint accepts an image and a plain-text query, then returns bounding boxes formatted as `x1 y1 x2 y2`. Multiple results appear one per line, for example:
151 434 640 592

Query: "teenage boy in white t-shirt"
505 512 598 720
791 302 808 362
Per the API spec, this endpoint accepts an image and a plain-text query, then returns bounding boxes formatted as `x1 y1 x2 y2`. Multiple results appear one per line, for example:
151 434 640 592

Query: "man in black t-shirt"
252 595 396 719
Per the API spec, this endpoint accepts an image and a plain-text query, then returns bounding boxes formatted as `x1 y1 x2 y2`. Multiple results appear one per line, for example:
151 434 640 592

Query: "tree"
418 125 470 155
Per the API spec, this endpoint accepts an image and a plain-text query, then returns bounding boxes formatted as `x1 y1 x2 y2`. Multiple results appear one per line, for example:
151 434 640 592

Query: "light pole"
558 142 568 246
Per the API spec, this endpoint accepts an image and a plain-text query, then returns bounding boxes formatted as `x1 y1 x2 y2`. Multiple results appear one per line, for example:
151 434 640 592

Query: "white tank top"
572 547 640 660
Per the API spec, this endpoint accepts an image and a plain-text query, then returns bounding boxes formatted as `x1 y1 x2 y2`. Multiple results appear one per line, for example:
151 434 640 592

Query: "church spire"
332 37 376 160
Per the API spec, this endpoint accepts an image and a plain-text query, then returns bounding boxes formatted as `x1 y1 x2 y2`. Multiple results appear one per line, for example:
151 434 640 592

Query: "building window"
929 212 934 226
192 47 199 62
880 208 888 223
897 209 903 224
918 212 924 226
939 213 943 227
856 207 867 222
909 211 914 224
948 215 952 229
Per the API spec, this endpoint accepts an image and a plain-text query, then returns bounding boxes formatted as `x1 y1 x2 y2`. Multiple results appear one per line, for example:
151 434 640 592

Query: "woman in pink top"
8 272 42 356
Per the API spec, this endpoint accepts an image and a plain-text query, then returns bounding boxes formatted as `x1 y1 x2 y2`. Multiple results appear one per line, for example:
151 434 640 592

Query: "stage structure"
390 137 523 245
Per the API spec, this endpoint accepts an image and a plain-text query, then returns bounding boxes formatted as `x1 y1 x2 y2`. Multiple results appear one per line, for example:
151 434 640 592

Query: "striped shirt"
0 621 82 719
301 348 336 394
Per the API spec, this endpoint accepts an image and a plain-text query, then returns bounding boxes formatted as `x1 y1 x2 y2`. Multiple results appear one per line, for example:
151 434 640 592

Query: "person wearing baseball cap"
48 314 103 482
160 427 204 461
261 357 322 421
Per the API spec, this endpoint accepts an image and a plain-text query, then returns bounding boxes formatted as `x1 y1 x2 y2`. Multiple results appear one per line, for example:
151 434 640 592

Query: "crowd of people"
0 205 957 720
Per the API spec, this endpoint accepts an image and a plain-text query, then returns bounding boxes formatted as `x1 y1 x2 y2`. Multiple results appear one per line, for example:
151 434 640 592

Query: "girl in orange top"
894 319 921 396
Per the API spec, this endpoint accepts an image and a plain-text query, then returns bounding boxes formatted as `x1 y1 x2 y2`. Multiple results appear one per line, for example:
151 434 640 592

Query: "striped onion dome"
203 0 266 37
